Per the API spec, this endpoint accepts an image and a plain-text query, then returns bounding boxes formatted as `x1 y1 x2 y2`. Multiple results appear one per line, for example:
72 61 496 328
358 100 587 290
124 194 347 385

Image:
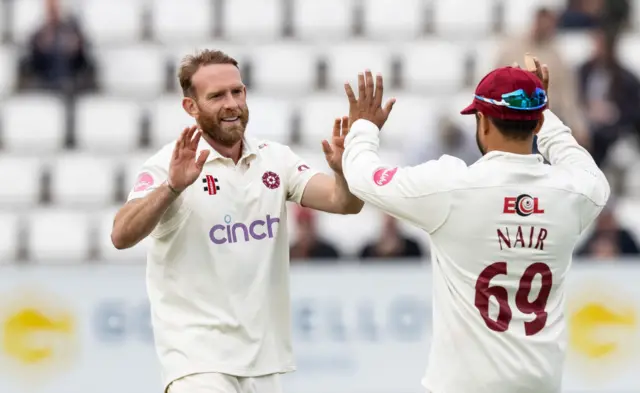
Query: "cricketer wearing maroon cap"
460 66 548 156
341 58 610 393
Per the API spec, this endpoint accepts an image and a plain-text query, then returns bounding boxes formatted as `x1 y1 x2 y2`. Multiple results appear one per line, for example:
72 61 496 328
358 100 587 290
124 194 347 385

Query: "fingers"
364 70 374 105
321 140 333 157
183 125 197 149
195 150 210 169
383 98 397 117
190 128 202 149
357 72 365 103
374 73 384 108
541 63 550 85
341 116 349 137
174 127 189 159
344 82 357 105
333 118 341 138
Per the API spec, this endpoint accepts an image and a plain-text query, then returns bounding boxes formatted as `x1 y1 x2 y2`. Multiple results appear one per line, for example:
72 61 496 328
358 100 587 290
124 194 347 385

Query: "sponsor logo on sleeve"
133 172 154 192
373 167 398 186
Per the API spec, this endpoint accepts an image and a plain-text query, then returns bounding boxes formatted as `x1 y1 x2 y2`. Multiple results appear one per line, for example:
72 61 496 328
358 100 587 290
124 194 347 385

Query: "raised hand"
322 116 349 174
344 70 396 129
523 53 549 93
168 125 210 193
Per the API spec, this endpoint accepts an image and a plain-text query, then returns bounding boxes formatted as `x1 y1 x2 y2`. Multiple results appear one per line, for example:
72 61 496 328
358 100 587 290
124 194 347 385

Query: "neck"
487 138 534 155
202 134 243 163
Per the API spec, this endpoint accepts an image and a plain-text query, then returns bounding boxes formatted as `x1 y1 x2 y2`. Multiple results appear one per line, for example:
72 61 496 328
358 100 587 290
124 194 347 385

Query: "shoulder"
143 142 176 169
250 138 298 159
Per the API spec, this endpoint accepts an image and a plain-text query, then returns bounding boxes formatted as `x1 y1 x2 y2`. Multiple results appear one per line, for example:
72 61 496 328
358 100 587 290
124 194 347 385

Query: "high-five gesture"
168 125 210 193
344 70 396 129
322 116 349 174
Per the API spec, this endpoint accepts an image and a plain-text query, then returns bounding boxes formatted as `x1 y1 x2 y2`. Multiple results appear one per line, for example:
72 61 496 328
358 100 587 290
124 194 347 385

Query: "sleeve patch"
373 167 398 186
133 172 155 192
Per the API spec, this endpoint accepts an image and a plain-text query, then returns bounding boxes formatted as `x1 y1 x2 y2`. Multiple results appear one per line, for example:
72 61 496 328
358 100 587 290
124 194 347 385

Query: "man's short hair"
489 117 540 141
178 49 239 98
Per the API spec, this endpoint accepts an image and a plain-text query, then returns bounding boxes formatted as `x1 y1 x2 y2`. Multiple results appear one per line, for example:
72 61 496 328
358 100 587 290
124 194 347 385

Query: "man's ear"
182 97 198 118
477 112 491 135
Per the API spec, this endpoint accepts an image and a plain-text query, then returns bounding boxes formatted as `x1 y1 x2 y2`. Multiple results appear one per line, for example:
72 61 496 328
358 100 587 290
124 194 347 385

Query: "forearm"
111 183 178 249
331 171 364 214
536 110 598 168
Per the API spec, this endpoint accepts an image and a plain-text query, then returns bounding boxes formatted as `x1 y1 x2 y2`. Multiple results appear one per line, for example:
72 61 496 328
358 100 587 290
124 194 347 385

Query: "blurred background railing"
0 0 639 392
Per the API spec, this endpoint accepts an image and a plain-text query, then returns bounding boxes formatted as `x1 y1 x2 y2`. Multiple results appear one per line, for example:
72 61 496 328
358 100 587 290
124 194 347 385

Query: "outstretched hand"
322 116 349 174
344 70 396 129
168 125 210 193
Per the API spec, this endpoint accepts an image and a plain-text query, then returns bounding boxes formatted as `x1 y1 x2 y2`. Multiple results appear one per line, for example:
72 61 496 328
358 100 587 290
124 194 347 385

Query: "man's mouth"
221 116 240 123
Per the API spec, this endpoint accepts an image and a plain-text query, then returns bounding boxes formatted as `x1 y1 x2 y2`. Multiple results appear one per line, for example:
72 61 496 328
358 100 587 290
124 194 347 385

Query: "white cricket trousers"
167 372 283 393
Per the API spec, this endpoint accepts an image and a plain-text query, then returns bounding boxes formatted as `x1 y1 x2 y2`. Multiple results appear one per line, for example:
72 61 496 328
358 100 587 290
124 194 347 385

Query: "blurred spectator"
578 207 639 256
18 0 97 94
290 207 340 261
497 7 589 148
559 0 629 32
558 0 603 30
412 115 479 165
359 215 423 261
577 27 640 168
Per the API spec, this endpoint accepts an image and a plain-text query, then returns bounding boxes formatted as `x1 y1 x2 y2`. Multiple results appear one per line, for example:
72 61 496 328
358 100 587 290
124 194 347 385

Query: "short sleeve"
284 147 321 204
126 148 189 238
127 160 167 202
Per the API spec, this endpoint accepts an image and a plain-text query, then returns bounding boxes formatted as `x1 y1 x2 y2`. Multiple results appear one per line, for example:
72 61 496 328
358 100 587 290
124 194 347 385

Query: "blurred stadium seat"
0 212 20 261
249 43 318 93
11 0 46 43
2 94 66 152
324 42 394 91
50 154 117 206
556 32 595 69
223 0 283 39
98 207 149 262
152 0 215 43
299 94 349 148
0 46 17 96
75 96 142 152
149 95 194 147
401 40 467 92
431 0 496 36
244 95 294 143
292 0 355 40
80 0 145 44
27 209 92 262
364 0 425 39
96 45 166 97
0 156 43 206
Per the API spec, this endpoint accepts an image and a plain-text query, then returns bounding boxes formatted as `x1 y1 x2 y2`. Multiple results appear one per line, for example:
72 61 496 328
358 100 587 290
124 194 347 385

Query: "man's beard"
197 104 250 147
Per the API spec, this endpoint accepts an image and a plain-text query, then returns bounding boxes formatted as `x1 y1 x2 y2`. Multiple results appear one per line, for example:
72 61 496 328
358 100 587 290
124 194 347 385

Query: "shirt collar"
474 150 544 165
197 136 258 163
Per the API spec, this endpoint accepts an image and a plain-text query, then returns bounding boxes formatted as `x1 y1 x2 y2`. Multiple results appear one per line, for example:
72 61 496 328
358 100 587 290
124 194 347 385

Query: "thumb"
321 140 333 157
196 150 210 170
383 98 396 116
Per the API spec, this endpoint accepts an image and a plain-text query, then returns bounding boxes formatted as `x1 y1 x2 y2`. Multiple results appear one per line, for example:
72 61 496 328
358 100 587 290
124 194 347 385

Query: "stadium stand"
0 0 638 262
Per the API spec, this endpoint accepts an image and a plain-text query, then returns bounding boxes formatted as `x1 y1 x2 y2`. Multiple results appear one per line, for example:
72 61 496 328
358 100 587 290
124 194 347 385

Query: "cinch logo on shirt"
503 194 544 217
209 214 280 244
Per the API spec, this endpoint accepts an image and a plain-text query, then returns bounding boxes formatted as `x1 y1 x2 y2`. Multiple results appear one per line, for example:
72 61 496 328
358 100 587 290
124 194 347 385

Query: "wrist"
165 179 183 196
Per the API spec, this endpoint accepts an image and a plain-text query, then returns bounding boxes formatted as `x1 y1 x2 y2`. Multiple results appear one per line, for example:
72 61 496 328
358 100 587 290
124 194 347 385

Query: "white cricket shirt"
342 110 610 393
127 137 319 390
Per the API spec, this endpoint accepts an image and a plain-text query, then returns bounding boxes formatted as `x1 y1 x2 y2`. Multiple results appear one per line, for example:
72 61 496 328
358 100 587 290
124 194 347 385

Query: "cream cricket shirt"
342 110 610 393
127 137 318 390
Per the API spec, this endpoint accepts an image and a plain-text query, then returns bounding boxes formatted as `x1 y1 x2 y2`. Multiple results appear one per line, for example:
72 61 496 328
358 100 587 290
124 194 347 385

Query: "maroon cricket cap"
460 66 547 121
